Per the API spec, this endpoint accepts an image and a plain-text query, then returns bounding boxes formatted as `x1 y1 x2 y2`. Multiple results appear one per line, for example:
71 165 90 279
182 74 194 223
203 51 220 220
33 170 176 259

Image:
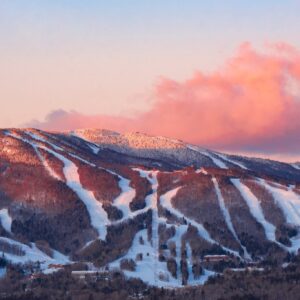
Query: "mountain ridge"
0 128 300 287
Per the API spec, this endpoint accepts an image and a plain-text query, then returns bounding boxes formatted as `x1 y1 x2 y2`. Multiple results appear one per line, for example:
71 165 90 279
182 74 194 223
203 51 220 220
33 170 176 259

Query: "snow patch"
0 268 6 279
196 168 208 175
0 209 12 233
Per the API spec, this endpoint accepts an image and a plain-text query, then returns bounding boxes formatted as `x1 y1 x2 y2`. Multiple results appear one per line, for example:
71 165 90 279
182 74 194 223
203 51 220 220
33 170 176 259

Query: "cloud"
28 109 135 133
27 42 300 155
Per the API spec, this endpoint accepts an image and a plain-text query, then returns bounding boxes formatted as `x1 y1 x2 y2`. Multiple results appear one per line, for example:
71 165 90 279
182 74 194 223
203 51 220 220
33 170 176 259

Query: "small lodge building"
71 270 110 281
48 264 64 269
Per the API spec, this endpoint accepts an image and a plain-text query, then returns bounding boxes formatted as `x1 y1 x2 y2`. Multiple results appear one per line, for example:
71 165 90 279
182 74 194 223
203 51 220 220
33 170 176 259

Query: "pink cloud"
27 42 300 155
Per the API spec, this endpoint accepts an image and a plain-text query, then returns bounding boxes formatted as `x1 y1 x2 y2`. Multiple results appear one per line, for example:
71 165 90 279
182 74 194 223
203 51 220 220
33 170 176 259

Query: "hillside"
0 128 300 288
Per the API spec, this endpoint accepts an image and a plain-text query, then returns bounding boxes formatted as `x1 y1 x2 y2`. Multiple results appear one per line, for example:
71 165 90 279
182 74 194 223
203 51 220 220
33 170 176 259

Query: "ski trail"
87 143 100 154
41 145 140 226
291 163 300 170
159 187 240 257
26 130 99 167
44 154 107 239
17 133 61 180
214 153 248 170
43 149 110 240
187 145 228 169
6 132 61 180
5 132 109 240
113 176 136 221
8 131 145 233
203 152 227 169
0 237 70 271
0 209 12 233
186 242 194 282
152 200 159 285
109 229 159 285
258 179 300 226
109 229 182 287
257 179 300 252
212 178 239 241
15 131 141 226
169 225 188 284
133 169 159 283
108 171 195 288
184 242 215 286
231 179 277 243
70 131 100 154
160 187 214 243
132 169 159 215
212 178 251 260
25 131 63 151
35 148 62 180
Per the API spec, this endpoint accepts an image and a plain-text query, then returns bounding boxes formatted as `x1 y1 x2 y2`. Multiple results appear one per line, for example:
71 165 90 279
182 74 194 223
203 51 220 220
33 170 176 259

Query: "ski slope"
0 237 70 271
231 179 277 243
187 145 228 169
5 132 110 240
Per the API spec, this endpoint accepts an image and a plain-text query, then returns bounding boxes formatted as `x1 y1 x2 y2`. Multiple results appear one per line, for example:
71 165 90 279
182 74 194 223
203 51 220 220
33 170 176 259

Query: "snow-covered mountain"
1 128 300 287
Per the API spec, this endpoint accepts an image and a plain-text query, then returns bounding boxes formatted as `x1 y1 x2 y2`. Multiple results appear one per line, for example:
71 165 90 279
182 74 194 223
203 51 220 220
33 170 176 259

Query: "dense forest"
1 257 300 300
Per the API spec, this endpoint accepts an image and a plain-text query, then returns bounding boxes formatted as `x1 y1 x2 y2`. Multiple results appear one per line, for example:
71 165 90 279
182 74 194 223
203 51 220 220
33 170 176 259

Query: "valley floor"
1 261 300 300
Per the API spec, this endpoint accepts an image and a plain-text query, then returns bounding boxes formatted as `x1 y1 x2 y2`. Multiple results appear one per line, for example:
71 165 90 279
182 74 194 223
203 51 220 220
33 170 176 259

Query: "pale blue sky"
0 0 299 127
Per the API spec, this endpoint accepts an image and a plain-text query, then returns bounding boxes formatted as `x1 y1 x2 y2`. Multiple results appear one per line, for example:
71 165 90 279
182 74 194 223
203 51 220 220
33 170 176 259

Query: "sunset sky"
1 1 300 160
